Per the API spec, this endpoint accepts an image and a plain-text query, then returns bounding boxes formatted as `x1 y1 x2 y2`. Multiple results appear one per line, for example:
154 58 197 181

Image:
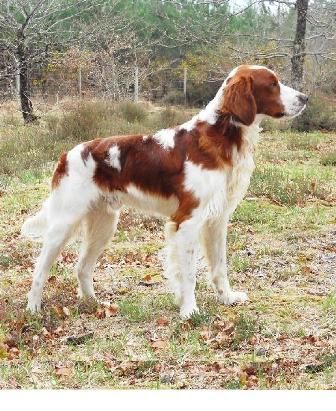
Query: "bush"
161 90 185 105
155 107 189 128
291 96 336 132
117 101 147 123
47 100 116 141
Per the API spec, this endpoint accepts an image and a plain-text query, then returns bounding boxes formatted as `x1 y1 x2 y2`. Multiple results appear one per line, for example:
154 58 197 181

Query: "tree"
291 0 309 90
0 0 101 123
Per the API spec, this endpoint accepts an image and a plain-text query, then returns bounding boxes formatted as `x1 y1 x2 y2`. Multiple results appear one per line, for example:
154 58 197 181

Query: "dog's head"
222 65 308 126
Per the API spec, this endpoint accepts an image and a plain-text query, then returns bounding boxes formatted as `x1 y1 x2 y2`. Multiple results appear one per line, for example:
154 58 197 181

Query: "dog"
21 65 307 318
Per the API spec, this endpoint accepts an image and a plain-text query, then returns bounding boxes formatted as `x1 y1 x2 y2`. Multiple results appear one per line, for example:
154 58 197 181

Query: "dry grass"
0 101 335 389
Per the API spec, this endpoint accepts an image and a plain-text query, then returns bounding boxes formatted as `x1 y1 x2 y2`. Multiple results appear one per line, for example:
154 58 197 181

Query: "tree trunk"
17 38 36 124
291 0 309 91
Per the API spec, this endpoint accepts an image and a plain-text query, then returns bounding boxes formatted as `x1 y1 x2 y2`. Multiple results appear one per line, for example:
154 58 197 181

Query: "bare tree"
0 0 101 123
291 0 309 90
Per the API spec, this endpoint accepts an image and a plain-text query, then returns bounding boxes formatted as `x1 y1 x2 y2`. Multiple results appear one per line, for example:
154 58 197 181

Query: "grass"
0 99 336 389
321 152 336 166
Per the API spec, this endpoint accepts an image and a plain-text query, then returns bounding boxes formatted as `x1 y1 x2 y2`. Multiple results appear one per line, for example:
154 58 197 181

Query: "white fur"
280 82 306 117
184 161 227 221
21 198 50 241
105 145 121 171
153 128 176 149
121 184 178 217
179 84 225 131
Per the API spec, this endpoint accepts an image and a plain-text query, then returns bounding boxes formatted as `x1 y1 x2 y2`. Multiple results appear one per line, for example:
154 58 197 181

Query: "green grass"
320 152 336 166
322 293 336 313
249 164 334 205
0 102 336 389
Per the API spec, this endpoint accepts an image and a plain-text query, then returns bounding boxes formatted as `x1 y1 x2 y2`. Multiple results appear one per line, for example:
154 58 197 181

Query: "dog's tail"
21 198 50 241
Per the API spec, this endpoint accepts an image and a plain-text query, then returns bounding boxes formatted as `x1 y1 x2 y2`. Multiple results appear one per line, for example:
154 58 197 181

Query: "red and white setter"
22 65 307 318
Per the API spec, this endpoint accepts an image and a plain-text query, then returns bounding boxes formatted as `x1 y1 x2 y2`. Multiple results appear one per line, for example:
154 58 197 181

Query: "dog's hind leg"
27 213 82 313
76 204 119 299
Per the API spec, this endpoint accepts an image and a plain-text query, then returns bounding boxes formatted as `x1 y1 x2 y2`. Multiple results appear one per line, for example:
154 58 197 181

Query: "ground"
0 102 335 389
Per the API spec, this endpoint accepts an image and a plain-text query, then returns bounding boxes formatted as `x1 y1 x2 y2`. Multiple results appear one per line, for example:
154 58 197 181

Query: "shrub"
117 101 147 123
155 107 189 128
161 90 185 105
291 96 336 132
0 128 59 182
46 100 115 141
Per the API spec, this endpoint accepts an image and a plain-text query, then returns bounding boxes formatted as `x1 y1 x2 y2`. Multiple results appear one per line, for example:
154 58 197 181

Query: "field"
0 100 335 389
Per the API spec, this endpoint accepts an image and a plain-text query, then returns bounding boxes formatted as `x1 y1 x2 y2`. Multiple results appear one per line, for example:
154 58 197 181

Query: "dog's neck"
180 83 226 131
179 83 263 150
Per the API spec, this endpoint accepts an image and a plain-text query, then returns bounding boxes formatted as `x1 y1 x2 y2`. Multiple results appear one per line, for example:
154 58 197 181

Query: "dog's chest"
226 150 255 213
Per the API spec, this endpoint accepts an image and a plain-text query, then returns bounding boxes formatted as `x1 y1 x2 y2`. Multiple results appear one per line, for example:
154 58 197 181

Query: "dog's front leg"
171 220 200 319
200 216 248 305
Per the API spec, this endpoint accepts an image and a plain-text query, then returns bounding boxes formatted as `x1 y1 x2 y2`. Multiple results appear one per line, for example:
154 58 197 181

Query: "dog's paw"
77 287 96 300
219 290 248 305
26 299 41 313
179 304 199 320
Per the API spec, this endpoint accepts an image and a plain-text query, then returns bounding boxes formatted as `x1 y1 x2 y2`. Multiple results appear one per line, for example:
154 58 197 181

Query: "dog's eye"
270 81 278 88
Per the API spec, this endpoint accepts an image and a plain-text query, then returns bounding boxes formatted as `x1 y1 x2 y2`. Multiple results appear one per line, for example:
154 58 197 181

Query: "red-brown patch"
51 152 68 189
81 134 200 227
222 76 257 125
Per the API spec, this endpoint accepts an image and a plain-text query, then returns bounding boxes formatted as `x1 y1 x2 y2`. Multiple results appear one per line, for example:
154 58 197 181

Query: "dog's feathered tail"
21 198 50 241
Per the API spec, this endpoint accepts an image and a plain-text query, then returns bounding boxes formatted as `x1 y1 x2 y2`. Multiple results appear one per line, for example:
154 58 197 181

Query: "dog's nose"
298 93 308 104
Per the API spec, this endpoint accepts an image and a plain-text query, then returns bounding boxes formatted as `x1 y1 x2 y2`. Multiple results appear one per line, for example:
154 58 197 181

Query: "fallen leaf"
243 365 257 376
156 317 169 326
55 365 72 377
95 308 106 319
53 305 69 319
301 265 312 274
249 336 258 345
213 320 235 334
143 274 152 282
7 347 20 360
105 303 119 317
246 375 259 389
209 362 222 373
95 303 119 319
303 334 318 344
48 275 57 284
41 327 51 338
4 335 19 348
150 340 168 350
53 326 63 336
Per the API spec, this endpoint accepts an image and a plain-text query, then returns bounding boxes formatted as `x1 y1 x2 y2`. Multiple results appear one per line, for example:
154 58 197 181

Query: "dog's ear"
222 75 256 126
